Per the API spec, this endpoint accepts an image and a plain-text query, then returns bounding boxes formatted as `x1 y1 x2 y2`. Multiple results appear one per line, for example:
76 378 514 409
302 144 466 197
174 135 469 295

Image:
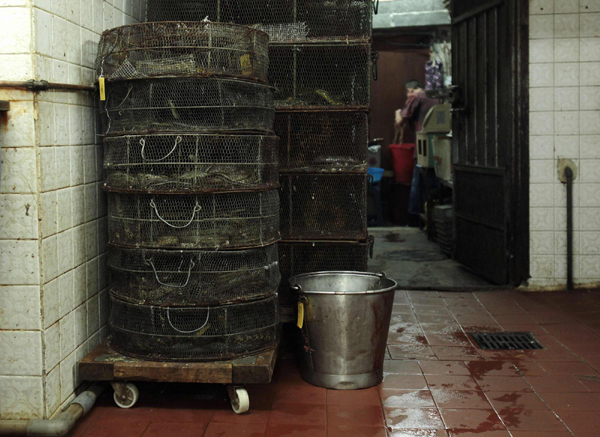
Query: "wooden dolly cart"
78 340 278 414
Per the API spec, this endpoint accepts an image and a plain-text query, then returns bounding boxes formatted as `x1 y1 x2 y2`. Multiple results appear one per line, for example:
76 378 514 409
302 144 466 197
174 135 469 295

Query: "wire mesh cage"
278 239 372 304
145 0 373 42
269 43 371 109
279 174 368 240
104 134 279 193
110 295 280 361
101 78 275 136
108 190 280 249
109 244 280 306
97 22 269 83
274 111 368 173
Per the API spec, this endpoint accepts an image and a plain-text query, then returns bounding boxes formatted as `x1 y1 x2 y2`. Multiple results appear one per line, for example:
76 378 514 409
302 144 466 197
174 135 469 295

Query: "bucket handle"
376 271 387 279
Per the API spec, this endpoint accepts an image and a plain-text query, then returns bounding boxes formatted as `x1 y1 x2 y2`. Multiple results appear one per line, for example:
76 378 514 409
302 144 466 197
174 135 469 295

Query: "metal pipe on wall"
0 80 96 93
565 167 574 291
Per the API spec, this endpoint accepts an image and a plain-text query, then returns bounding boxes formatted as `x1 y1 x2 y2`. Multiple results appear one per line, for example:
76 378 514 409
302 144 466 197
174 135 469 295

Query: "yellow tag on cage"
240 54 252 76
99 76 106 101
297 302 304 329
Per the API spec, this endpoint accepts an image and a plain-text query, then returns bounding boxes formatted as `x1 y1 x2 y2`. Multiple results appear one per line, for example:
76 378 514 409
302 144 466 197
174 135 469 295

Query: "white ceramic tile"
1 147 38 194
69 106 84 146
92 0 103 34
531 231 556 254
103 2 115 32
554 87 580 110
40 191 58 238
555 253 581 280
36 100 55 146
86 257 98 299
51 16 68 61
555 0 580 13
0 285 41 330
581 183 600 207
56 188 72 233
530 63 555 87
581 232 600 253
580 135 600 157
531 15 555 39
86 293 99 335
530 255 555 278
580 86 600 110
84 221 98 264
556 180 581 207
582 0 600 13
0 240 40 286
41 277 59 329
530 135 555 159
39 146 57 192
43 321 60 372
72 185 85 227
44 365 60 418
59 311 75 360
555 38 580 62
41 235 58 283
556 230 582 254
34 8 52 57
54 104 70 146
580 255 600 278
556 205 581 230
554 135 580 158
555 111 580 135
531 112 555 135
59 351 75 403
0 7 32 54
0 331 42 376
0 193 39 239
531 0 554 14
74 303 87 346
0 99 35 146
58 270 74 319
581 111 600 134
57 229 74 276
531 207 556 231
531 160 556 183
580 159 600 182
555 14 579 38
80 0 93 31
581 62 600 85
73 263 86 307
0 376 44 419
530 183 555 207
531 87 555 111
66 0 81 24
82 107 96 145
581 13 600 37
581 38 600 61
555 62 580 86
580 207 600 230
531 39 555 63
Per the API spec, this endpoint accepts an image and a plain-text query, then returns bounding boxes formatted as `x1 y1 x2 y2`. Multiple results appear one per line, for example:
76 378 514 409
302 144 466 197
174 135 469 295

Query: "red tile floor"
69 289 600 436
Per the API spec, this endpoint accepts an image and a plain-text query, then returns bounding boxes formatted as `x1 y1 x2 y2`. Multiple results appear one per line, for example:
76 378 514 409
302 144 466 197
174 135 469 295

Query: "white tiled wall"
0 0 143 420
529 0 600 288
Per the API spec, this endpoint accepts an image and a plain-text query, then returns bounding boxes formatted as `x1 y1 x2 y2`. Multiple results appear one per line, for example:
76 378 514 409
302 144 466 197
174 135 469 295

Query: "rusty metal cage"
278 239 372 304
279 174 368 240
104 133 279 193
109 244 280 306
145 0 373 42
108 191 280 249
97 22 269 83
110 295 280 361
101 78 275 136
274 111 368 173
269 42 371 109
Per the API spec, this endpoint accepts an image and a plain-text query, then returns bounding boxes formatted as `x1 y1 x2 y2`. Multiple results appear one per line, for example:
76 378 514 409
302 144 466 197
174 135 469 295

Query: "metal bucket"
290 271 397 389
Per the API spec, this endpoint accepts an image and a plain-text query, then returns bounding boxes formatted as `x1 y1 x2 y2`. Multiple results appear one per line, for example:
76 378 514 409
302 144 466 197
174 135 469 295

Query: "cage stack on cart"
97 22 281 363
145 0 374 316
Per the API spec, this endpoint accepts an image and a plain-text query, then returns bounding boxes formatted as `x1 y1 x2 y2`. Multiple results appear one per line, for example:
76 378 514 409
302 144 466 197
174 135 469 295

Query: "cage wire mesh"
110 294 280 361
145 0 372 42
279 174 368 240
104 134 279 193
97 22 269 83
278 239 372 305
109 244 280 306
108 190 280 249
101 78 275 136
274 111 368 173
269 43 371 109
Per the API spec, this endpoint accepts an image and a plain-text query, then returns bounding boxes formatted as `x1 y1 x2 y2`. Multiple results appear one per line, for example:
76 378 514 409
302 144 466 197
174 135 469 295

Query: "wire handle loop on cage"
373 0 380 14
150 199 202 229
140 136 182 162
146 258 196 289
166 306 210 334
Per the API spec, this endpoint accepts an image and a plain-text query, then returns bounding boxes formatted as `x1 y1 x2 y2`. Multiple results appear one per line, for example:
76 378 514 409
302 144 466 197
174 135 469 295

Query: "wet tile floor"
69 289 600 436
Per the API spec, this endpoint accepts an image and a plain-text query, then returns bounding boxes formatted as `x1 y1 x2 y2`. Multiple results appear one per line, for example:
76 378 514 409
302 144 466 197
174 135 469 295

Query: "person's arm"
401 94 420 121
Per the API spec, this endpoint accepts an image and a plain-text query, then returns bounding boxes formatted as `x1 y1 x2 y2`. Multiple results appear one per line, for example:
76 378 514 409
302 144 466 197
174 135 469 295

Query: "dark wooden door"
451 0 529 285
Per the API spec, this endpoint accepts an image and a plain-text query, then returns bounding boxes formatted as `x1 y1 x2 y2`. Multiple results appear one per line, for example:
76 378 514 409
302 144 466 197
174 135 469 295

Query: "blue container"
367 167 384 184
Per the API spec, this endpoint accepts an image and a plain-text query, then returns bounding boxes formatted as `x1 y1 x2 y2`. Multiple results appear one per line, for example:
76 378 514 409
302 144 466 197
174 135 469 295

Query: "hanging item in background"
425 60 443 91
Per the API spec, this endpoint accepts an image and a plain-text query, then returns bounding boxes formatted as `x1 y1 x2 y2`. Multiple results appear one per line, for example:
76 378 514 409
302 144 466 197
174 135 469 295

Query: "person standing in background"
395 80 439 226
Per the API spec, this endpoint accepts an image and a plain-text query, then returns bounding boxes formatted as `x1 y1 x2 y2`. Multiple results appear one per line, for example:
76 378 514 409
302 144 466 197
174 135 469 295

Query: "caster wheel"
113 383 139 409
227 385 250 414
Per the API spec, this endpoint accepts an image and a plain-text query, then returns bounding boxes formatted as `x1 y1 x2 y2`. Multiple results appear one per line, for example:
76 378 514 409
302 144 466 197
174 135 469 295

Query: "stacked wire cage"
97 21 281 361
145 1 374 312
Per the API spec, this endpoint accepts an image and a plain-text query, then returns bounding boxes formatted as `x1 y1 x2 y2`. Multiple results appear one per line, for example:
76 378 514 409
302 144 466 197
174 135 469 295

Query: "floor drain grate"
469 332 544 350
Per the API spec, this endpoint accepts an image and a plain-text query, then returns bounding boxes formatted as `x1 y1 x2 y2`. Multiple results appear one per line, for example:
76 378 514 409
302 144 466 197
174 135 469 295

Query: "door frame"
452 0 530 286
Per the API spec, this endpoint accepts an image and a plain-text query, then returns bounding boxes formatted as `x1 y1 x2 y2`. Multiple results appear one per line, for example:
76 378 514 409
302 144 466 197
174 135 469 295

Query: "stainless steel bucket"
290 271 397 390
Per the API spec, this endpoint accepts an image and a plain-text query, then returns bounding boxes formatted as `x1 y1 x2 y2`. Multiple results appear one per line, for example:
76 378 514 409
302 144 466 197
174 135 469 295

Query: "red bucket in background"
390 143 415 184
